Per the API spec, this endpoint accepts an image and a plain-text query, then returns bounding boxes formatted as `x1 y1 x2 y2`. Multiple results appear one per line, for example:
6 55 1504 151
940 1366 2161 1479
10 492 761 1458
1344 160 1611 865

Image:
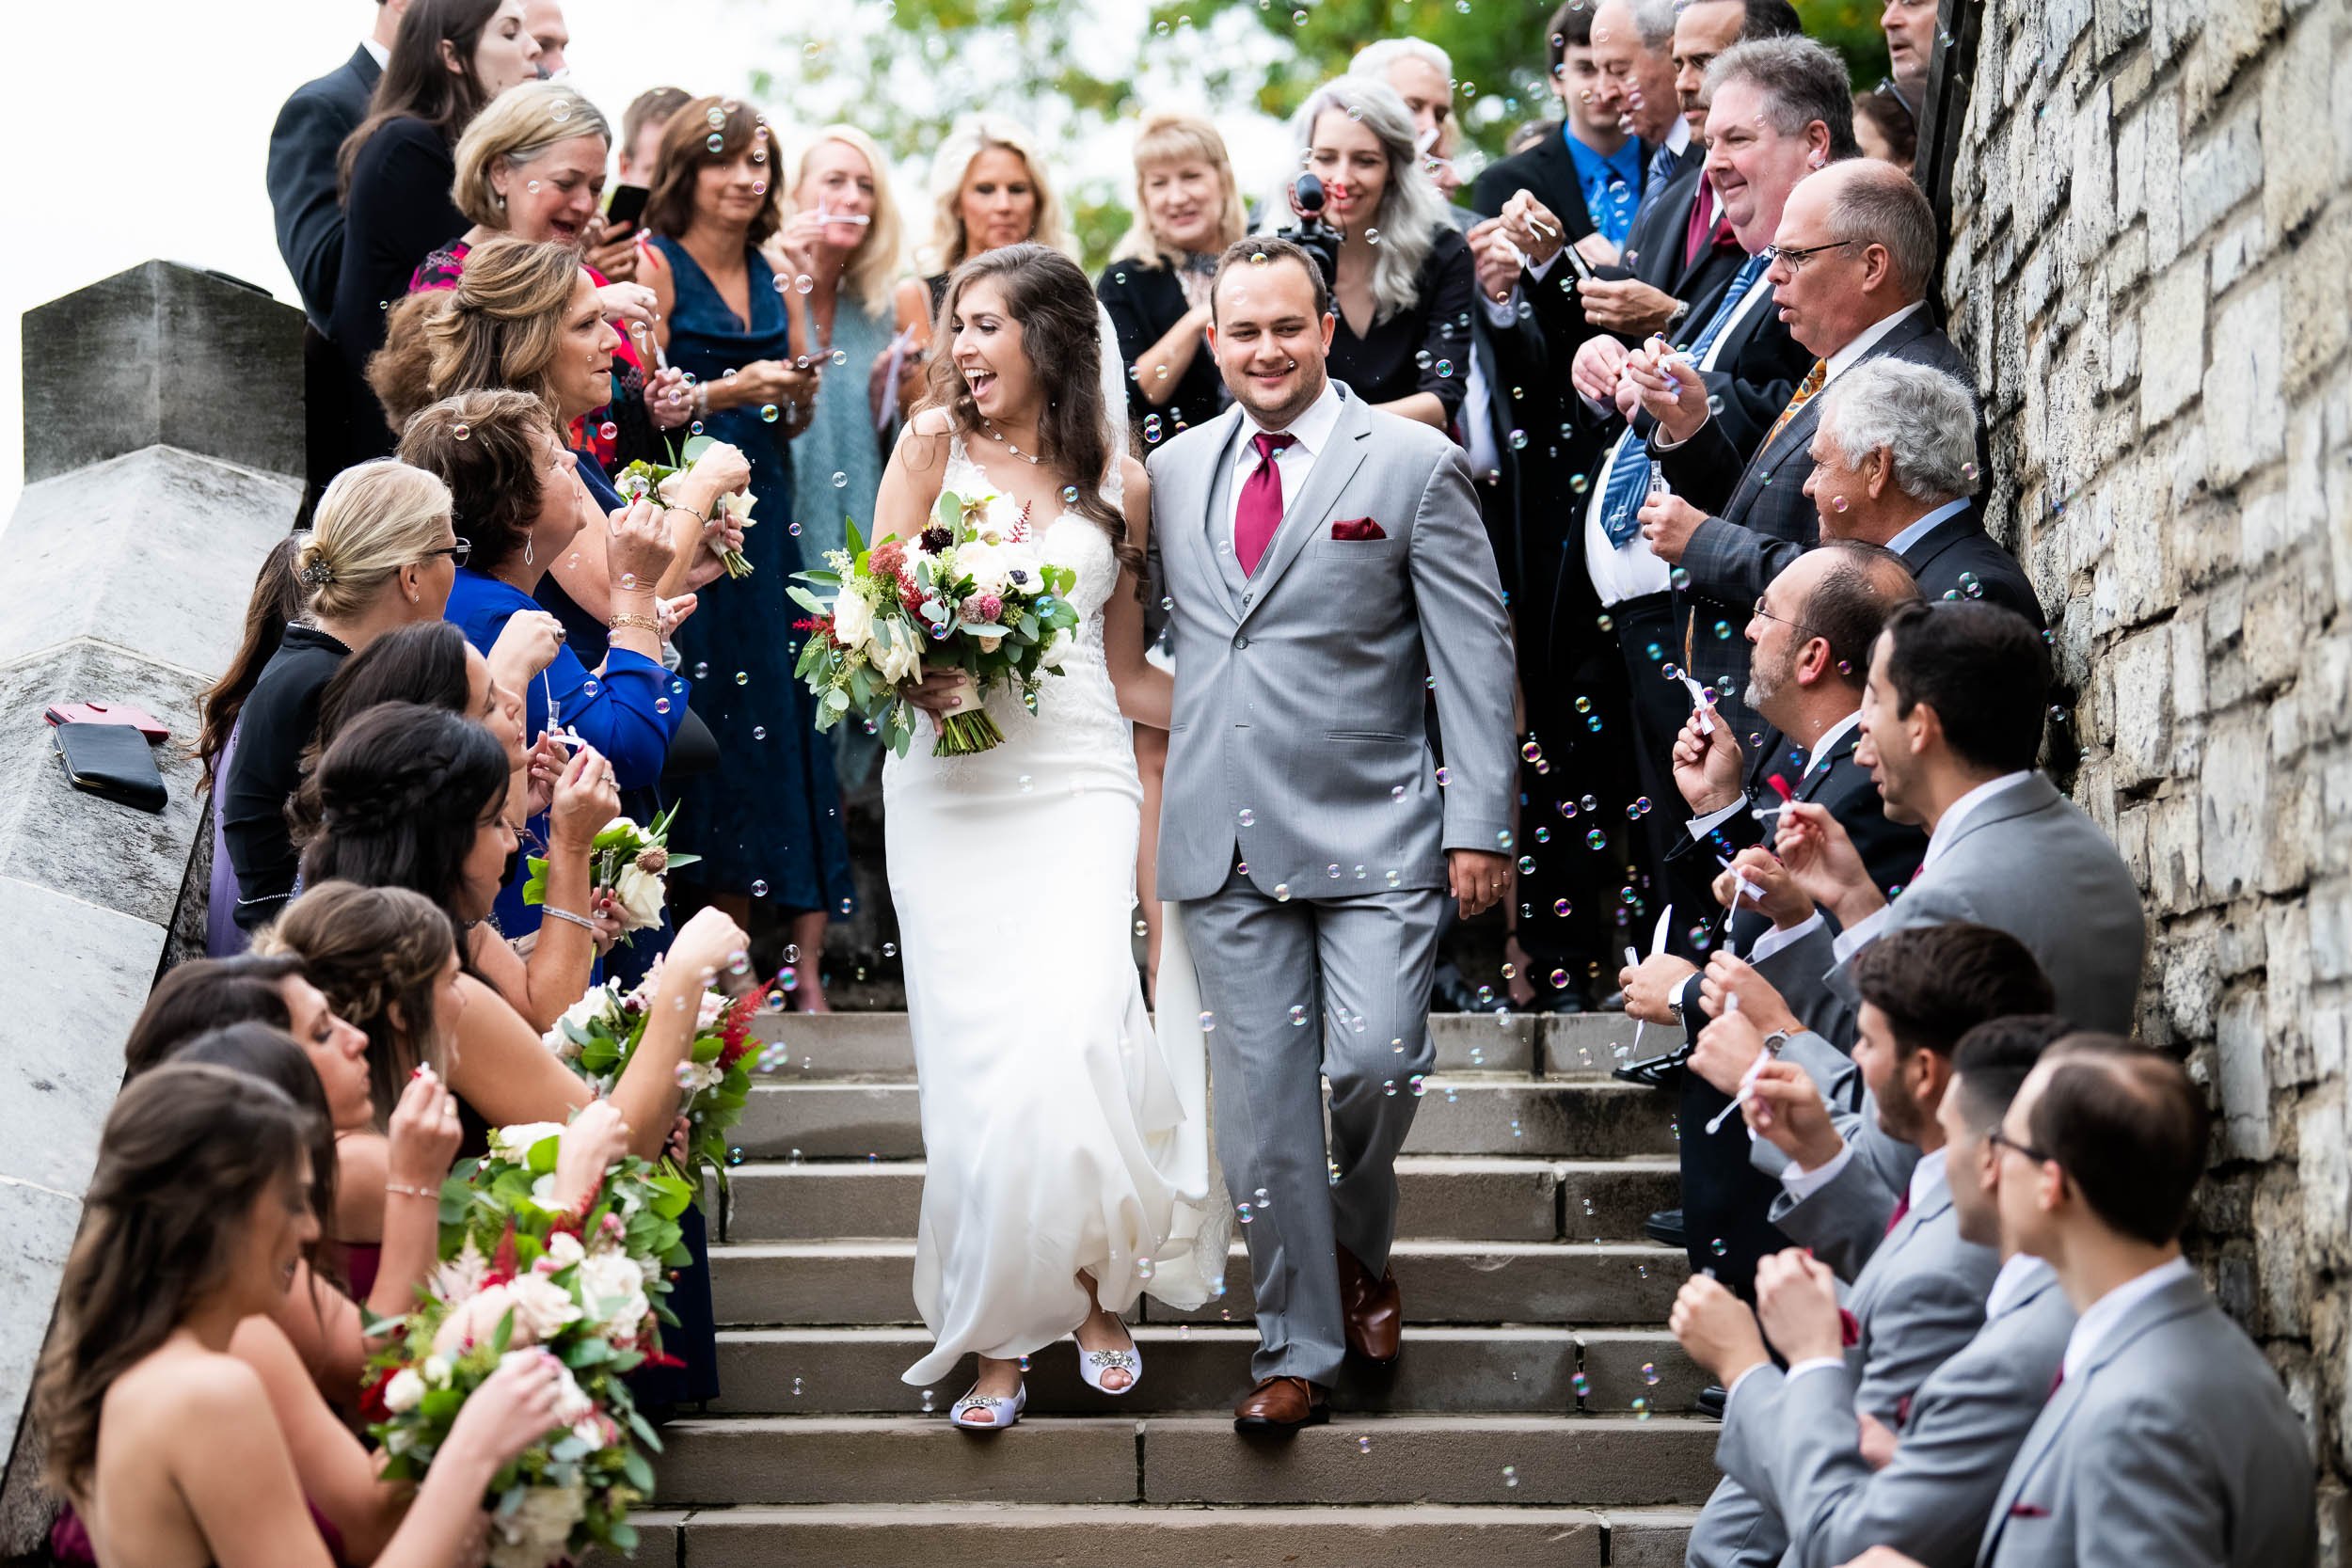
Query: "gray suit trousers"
1179 868 1445 1387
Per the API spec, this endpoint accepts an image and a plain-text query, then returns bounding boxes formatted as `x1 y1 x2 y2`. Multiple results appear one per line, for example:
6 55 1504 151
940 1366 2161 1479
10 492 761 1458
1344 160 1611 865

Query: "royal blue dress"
648 233 854 916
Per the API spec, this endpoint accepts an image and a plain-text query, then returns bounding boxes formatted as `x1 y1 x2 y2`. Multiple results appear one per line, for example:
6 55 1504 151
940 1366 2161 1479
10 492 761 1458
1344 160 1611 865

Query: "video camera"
1274 173 1343 291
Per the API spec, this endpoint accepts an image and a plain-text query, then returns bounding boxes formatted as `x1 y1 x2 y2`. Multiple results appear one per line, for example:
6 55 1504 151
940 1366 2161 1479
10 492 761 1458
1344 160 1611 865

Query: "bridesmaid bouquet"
542 965 765 1192
612 435 755 578
361 1125 692 1568
520 805 700 947
789 488 1081 756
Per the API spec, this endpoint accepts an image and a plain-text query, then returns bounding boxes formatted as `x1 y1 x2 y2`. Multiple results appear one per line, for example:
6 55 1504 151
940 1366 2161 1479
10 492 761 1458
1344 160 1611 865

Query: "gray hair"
1623 0 1680 51
1705 37 1863 160
1271 76 1450 327
1350 37 1453 80
1823 159 1940 298
1820 359 1981 503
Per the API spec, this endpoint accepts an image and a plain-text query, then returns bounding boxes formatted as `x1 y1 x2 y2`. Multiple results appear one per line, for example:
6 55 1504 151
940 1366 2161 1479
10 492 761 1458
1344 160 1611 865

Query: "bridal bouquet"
789 489 1081 756
543 962 763 1192
520 805 699 948
612 435 755 578
362 1124 693 1568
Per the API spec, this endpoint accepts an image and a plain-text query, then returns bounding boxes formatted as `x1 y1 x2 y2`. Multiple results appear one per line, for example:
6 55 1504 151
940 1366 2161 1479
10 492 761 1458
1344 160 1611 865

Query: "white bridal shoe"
949 1383 1026 1431
1075 1326 1144 1396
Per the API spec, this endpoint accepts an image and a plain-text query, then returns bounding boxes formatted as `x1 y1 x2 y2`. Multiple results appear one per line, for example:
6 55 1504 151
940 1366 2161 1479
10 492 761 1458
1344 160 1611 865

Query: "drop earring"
525 536 534 567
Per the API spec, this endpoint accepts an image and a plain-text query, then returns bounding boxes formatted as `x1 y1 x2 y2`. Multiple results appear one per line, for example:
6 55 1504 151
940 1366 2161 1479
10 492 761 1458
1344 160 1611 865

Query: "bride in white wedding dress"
870 243 1227 1431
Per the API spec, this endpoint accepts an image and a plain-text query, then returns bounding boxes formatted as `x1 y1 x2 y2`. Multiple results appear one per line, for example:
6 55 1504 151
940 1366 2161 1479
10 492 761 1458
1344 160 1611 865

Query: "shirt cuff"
1780 1139 1854 1201
1685 800 1745 841
1832 906 1894 966
1480 289 1522 329
1648 413 1705 452
1784 1356 1847 1386
1747 909 1823 966
1525 250 1560 282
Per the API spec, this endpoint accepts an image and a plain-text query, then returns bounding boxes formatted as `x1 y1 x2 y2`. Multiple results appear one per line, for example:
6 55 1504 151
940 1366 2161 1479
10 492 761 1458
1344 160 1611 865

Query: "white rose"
421 1354 453 1387
716 488 756 525
831 583 874 650
579 1250 650 1338
601 815 640 841
610 863 666 931
958 541 1009 597
381 1367 425 1414
543 1231 585 1272
489 1123 568 1162
876 637 921 685
541 988 614 1058
1038 631 1073 670
504 1272 584 1342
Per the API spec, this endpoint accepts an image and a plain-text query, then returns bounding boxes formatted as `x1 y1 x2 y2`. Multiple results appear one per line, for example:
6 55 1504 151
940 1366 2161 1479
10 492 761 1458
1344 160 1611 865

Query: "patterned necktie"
1233 432 1295 575
1597 253 1771 546
1638 143 1679 225
1762 359 1830 454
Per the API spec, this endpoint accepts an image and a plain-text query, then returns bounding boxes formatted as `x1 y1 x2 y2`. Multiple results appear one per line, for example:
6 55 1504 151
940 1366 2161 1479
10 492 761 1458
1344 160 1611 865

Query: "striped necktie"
1597 254 1770 546
1762 359 1830 453
1635 143 1679 225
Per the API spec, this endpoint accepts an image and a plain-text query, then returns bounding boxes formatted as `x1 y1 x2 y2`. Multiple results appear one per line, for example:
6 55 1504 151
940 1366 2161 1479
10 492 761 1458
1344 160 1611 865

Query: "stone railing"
0 261 302 1546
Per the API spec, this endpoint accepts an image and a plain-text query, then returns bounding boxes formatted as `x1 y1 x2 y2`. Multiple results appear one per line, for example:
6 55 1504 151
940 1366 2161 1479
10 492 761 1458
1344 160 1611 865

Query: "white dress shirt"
2061 1255 2194 1384
362 36 389 67
1883 496 1973 557
1649 298 1930 455
1985 1252 2057 1321
1826 768 2037 965
1685 707 1864 844
1223 379 1345 561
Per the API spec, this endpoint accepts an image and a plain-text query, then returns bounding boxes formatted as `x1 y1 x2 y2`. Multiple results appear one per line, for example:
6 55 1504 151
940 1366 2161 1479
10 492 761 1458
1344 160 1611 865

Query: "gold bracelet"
609 612 661 634
386 1180 438 1201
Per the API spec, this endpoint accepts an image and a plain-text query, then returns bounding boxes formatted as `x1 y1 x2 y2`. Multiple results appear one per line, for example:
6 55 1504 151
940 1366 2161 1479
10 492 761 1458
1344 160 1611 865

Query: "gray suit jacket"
1755 773 2146 1042
1146 387 1517 903
1762 1122 1923 1283
1774 1264 2074 1568
1979 1272 2316 1568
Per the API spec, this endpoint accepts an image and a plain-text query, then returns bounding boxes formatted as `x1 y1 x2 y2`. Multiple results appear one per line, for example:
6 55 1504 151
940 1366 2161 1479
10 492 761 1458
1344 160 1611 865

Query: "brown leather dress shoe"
1337 1244 1403 1365
1232 1375 1329 1433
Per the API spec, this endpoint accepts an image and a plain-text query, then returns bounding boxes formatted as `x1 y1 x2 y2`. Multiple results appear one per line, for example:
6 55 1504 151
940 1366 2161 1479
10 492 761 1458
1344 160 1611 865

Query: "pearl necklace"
981 419 1045 466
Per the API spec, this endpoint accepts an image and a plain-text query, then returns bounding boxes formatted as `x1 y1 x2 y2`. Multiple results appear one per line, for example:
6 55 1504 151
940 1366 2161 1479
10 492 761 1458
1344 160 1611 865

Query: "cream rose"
610 863 666 931
579 1250 650 1338
381 1367 425 1414
831 583 875 650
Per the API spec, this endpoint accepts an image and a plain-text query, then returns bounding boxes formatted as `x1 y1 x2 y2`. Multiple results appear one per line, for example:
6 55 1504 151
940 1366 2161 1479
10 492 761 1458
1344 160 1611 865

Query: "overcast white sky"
0 0 1292 517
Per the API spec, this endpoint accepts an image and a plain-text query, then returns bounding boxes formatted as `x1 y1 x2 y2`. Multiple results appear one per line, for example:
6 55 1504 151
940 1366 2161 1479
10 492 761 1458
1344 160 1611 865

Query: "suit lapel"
1186 409 1248 623
1937 775 2061 856
1239 392 1371 624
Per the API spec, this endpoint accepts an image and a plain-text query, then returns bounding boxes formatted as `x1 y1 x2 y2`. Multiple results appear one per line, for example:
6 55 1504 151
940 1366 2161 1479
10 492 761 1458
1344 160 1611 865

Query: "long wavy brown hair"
924 243 1138 579
194 538 305 791
34 1064 316 1499
259 881 459 1132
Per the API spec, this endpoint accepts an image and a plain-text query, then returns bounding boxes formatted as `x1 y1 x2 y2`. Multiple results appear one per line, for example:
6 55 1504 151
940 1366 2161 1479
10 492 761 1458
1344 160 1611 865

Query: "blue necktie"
1636 144 1679 224
1597 253 1770 546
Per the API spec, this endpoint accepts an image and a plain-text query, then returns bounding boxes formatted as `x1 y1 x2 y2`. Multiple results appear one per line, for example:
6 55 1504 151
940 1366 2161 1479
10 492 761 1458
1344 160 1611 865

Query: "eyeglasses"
1761 238 1858 273
421 538 473 567
1986 1125 2054 1165
1751 594 1827 641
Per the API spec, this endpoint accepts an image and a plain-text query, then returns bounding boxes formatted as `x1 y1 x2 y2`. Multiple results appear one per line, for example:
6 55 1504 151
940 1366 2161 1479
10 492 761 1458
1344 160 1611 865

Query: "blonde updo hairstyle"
1109 111 1249 269
367 236 583 430
923 117 1075 274
451 80 613 230
294 461 456 621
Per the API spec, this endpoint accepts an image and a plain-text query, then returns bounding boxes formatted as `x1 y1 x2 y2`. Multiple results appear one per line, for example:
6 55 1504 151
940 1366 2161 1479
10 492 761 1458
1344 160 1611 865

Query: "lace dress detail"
883 436 1226 1386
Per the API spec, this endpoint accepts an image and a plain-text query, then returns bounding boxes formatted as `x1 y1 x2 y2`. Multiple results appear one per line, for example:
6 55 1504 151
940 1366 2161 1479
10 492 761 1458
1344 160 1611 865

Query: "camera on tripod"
1274 172 1343 291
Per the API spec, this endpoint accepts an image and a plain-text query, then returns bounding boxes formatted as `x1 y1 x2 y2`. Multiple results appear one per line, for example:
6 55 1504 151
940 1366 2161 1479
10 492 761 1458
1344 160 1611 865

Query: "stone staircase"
619 1012 1712 1566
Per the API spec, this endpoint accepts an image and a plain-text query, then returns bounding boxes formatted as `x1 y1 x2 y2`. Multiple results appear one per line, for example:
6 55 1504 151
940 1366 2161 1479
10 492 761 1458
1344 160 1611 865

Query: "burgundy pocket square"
1331 517 1387 540
2008 1504 2051 1519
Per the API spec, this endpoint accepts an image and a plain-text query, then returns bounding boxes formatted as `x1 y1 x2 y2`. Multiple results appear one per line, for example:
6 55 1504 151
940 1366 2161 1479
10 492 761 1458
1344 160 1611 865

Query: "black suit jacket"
1470 129 1603 236
1666 719 1926 1299
1901 511 2044 627
267 45 381 328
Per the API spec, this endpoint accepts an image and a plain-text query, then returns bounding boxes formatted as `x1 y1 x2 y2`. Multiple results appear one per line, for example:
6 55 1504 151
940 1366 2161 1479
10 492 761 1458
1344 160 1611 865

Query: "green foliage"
1793 0 1891 90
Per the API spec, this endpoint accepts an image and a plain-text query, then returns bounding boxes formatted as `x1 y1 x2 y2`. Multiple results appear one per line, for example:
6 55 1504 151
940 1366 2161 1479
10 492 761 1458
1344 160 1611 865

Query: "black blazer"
328 117 466 466
266 45 382 328
1901 512 2044 627
1325 222 1478 422
1469 128 1601 236
1096 258 1226 440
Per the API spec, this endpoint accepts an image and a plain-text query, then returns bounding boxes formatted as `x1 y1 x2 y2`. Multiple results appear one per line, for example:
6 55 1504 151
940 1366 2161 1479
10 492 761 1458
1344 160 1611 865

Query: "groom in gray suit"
1146 237 1517 1433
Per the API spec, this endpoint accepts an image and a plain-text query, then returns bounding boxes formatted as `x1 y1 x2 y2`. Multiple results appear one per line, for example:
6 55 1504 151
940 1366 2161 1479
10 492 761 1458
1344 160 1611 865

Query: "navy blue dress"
649 234 855 916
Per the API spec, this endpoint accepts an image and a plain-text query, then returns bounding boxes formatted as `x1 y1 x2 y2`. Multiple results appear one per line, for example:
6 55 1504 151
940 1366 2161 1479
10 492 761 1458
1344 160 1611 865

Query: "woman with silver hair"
1268 75 1475 430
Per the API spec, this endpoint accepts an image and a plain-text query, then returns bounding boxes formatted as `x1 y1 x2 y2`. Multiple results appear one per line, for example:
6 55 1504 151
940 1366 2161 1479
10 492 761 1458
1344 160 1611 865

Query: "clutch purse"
55 721 167 813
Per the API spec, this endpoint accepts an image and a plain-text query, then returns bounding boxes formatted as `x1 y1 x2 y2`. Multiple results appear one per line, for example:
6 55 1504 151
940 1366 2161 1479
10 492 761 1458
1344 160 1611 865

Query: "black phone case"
55 721 167 813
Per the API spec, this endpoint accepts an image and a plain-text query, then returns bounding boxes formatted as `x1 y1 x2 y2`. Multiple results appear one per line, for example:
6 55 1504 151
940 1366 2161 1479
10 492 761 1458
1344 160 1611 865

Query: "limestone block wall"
0 262 301 1543
1939 0 2351 1550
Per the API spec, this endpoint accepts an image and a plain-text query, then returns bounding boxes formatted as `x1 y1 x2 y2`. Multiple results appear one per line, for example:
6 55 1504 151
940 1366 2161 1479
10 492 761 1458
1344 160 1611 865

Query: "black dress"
221 625 352 933
1326 223 1478 425
1096 256 1227 445
329 117 464 467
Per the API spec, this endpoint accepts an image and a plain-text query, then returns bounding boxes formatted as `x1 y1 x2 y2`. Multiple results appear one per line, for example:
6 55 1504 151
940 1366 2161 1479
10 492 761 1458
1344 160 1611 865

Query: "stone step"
721 1154 1681 1244
735 1077 1680 1161
707 1324 1701 1417
603 1502 1700 1568
708 1238 1688 1329
748 1009 1649 1082
654 1413 1720 1509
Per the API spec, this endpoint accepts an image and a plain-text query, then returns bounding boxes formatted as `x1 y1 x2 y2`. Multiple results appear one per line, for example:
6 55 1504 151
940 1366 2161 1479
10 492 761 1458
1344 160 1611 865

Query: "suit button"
1232 634 1248 649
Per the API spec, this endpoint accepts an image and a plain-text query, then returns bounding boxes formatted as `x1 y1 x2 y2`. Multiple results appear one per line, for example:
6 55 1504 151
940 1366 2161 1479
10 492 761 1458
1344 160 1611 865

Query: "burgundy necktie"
1234 432 1295 576
1883 1192 1912 1237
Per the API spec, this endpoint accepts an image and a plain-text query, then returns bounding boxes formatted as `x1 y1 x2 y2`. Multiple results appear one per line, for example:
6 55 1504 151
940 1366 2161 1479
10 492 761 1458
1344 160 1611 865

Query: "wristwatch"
1761 1028 1793 1055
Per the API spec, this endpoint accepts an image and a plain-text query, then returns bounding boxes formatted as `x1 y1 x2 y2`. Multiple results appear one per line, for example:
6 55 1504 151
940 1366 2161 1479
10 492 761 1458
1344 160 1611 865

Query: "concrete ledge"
673 1502 1609 1568
659 1417 1141 1506
736 1078 1679 1161
1599 1506 1703 1566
